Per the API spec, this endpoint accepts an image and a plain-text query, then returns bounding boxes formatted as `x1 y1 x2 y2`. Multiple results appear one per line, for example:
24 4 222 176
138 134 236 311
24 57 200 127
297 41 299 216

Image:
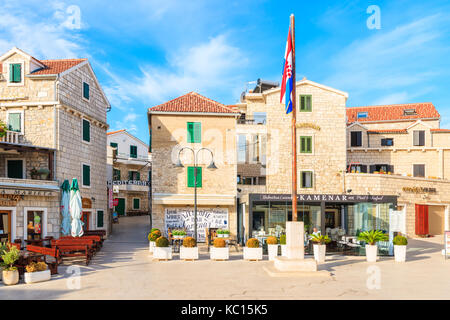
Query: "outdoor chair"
227 236 240 252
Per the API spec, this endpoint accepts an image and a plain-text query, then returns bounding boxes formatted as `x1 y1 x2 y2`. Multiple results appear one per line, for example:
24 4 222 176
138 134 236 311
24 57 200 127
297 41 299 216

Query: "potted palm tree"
153 236 172 260
243 238 263 261
148 229 161 253
357 230 389 262
280 234 287 257
309 233 331 263
210 238 229 260
393 235 408 262
1 244 20 285
180 237 198 260
266 236 278 261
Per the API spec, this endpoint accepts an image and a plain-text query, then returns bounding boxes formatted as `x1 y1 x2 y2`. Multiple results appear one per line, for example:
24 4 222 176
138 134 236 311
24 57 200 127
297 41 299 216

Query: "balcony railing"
0 130 22 144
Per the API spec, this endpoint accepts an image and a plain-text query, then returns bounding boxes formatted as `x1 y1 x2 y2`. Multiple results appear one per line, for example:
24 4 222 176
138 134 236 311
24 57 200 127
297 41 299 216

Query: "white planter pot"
267 244 279 261
2 270 19 286
153 246 172 260
180 246 199 260
210 247 229 260
281 244 287 257
394 245 407 262
24 270 51 284
149 241 156 253
243 247 263 260
217 234 224 238
313 244 326 263
365 245 378 262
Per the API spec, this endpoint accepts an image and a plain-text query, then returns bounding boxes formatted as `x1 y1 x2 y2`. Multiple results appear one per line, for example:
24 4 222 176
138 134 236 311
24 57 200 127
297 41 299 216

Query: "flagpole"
290 14 298 222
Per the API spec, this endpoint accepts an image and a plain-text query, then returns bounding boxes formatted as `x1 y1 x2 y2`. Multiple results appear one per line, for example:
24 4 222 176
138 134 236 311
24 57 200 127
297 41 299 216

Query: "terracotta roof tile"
431 129 450 133
347 103 440 124
29 59 87 75
107 129 126 135
149 92 237 114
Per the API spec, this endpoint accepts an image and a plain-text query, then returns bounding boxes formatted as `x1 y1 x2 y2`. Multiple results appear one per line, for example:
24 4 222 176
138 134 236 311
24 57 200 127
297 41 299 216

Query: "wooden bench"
26 245 61 274
59 235 102 251
52 239 96 265
84 230 106 241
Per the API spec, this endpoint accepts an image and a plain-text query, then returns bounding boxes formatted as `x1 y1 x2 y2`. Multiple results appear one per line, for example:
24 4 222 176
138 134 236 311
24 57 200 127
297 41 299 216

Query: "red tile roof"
149 92 237 114
367 129 408 134
431 129 450 133
107 129 126 135
30 59 87 75
347 103 440 124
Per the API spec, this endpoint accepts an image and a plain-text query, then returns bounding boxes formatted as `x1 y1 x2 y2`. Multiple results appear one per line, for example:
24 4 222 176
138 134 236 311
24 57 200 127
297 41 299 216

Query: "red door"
415 204 429 235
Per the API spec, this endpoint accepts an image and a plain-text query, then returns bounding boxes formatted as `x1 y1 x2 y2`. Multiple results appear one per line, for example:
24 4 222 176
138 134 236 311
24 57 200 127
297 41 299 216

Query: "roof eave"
148 110 240 117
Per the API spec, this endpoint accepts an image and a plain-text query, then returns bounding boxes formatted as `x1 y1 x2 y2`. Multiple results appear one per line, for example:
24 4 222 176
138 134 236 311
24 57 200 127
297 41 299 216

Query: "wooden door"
415 204 429 235
82 212 90 231
0 211 12 242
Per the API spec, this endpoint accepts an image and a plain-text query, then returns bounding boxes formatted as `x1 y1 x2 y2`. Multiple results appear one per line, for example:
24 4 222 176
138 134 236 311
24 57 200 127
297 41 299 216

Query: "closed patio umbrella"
60 179 71 236
70 178 84 237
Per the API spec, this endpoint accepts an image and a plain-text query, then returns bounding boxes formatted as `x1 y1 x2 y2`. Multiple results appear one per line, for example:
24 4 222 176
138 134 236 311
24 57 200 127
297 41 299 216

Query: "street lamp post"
175 147 217 242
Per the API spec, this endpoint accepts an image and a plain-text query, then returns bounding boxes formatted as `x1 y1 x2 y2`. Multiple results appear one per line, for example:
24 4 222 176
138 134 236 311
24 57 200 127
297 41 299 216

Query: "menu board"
164 207 228 242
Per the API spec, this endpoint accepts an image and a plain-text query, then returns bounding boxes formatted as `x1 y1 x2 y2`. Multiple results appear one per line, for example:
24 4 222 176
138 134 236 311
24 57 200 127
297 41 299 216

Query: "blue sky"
1 0 450 142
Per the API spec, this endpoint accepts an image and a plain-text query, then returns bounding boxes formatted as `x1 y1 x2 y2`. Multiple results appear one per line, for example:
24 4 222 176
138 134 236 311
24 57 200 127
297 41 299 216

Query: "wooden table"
25 239 44 246
16 251 45 277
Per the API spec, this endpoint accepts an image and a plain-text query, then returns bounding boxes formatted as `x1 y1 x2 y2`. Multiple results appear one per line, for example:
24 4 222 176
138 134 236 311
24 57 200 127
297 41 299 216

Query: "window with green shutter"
113 169 121 181
187 166 202 188
133 198 140 210
187 122 201 143
82 119 90 142
82 164 91 186
83 82 90 100
110 142 118 148
8 112 21 132
300 136 312 153
97 211 104 228
10 64 21 83
128 171 140 180
299 95 312 112
130 145 137 158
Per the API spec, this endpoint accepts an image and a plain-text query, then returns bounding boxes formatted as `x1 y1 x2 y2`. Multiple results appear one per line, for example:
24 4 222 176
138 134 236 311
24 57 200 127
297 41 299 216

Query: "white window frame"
5 158 26 179
412 163 426 178
81 117 91 144
7 61 25 86
132 197 141 210
82 80 90 102
298 169 314 189
23 207 48 240
6 109 24 134
0 207 17 241
81 163 91 188
297 134 315 155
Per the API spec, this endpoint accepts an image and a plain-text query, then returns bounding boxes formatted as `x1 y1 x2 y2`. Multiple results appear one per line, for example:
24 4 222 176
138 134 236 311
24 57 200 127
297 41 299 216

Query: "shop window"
26 211 43 240
381 138 394 146
413 130 425 146
351 131 362 147
300 136 312 153
9 63 21 83
133 198 140 210
130 145 137 158
300 171 313 188
187 166 202 188
128 171 140 181
0 212 11 242
413 164 425 177
187 122 201 143
82 119 90 142
82 164 91 187
299 95 312 112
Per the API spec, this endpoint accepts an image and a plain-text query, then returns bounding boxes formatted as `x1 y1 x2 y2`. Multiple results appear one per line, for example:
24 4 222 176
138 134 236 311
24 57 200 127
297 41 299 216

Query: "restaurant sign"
402 186 437 194
0 188 56 197
250 193 397 204
112 180 150 186
0 194 23 206
164 207 228 243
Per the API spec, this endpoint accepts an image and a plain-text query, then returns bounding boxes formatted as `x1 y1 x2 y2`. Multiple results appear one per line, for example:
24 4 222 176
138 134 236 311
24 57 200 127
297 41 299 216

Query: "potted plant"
266 236 278 261
0 120 7 139
357 230 389 262
1 244 20 285
210 238 229 260
180 236 198 260
222 229 230 238
243 238 263 261
153 236 172 260
37 168 50 180
30 168 39 180
148 229 161 253
0 241 7 281
172 229 186 239
280 234 287 257
309 233 331 263
24 261 51 284
393 235 408 262
216 229 224 238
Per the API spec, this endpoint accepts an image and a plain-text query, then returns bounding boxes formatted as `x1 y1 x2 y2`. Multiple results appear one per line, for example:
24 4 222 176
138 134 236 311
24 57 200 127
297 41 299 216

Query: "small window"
357 112 368 119
8 112 22 132
404 109 417 116
9 64 21 83
413 130 425 146
113 169 121 181
82 119 90 142
110 142 118 148
381 138 394 146
187 122 201 143
128 171 140 181
351 131 362 147
130 145 137 158
83 82 90 100
187 166 202 188
133 198 140 210
82 164 91 187
413 164 425 177
299 95 312 112
300 171 313 188
97 211 104 228
300 136 312 153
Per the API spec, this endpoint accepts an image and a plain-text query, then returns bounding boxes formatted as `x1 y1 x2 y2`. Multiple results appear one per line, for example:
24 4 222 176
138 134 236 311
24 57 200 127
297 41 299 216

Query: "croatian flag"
280 27 294 114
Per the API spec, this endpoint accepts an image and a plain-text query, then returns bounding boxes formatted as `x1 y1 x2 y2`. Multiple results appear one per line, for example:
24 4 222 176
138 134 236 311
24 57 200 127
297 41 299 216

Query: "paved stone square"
1 216 449 300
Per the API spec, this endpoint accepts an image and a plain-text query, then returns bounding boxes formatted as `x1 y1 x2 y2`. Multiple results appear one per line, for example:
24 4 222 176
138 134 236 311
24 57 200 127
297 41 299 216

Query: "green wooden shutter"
97 211 104 228
196 167 202 187
193 122 201 143
133 198 140 209
83 165 90 186
113 169 120 180
10 64 21 83
110 142 118 148
83 119 90 142
128 171 133 180
300 136 312 153
8 113 21 132
300 95 312 112
83 82 90 100
187 122 194 142
136 171 140 181
306 137 311 153
187 166 201 187
300 96 306 111
306 96 312 111
130 145 137 158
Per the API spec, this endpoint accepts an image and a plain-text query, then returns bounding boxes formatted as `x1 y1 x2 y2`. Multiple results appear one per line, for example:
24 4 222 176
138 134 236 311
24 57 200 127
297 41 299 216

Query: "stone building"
0 47 110 243
148 92 239 242
107 129 151 216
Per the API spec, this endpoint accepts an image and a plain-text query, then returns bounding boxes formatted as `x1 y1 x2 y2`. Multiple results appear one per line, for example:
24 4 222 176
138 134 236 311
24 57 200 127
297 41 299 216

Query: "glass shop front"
247 193 398 256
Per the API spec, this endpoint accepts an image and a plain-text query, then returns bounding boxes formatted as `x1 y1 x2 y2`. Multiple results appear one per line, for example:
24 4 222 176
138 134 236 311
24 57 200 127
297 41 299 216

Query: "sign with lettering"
113 199 119 206
250 193 397 204
295 122 321 131
108 188 113 208
389 210 405 233
0 194 23 206
402 187 437 194
164 208 228 242
0 188 56 197
112 180 150 186
82 197 92 209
